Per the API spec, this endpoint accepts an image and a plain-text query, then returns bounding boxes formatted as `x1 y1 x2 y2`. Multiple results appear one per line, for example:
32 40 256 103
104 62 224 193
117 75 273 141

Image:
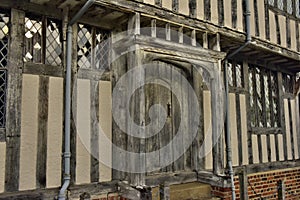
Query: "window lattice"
296 0 300 18
249 65 279 128
0 10 9 128
0 70 7 128
77 24 110 69
24 16 42 63
282 73 294 94
287 0 293 14
0 11 10 68
226 61 243 88
24 15 62 65
277 0 284 10
268 0 275 6
46 19 62 66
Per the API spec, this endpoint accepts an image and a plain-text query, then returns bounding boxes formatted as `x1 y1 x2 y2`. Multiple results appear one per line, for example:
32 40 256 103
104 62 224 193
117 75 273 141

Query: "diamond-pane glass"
249 65 279 128
77 24 92 68
282 73 294 94
287 0 293 14
296 0 300 18
270 72 279 127
46 19 62 66
0 11 10 68
24 16 42 63
227 62 234 87
95 30 110 70
268 0 275 6
0 70 7 128
277 0 284 10
235 63 243 87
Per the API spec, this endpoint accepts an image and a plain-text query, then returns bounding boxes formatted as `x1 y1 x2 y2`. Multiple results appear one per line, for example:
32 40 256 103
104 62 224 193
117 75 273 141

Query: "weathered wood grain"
90 80 100 182
5 8 24 192
36 76 49 188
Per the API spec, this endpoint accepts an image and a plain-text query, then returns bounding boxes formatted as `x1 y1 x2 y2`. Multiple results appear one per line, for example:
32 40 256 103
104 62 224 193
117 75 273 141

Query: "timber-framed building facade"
0 0 299 199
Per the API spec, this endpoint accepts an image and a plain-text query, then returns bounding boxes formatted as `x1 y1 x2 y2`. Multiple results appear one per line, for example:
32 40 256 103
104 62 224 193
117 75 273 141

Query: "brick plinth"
212 167 300 200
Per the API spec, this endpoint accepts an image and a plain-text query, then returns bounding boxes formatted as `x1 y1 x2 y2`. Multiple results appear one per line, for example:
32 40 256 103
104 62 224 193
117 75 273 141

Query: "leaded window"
282 73 294 94
77 24 110 70
226 60 243 88
0 9 9 128
249 65 280 128
24 14 62 66
269 0 300 18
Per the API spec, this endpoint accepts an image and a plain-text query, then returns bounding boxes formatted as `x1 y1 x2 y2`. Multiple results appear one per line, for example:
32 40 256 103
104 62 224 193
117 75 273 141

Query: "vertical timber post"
5 8 24 192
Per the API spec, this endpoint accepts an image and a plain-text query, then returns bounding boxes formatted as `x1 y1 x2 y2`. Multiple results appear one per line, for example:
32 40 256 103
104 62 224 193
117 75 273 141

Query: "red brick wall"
212 167 300 200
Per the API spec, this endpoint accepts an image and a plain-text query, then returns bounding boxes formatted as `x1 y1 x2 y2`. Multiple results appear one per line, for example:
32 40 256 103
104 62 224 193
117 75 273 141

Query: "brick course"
212 167 300 200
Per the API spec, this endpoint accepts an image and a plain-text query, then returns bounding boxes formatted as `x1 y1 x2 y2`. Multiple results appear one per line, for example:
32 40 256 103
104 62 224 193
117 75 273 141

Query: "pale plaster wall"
261 135 268 163
249 0 256 37
0 143 5 193
98 81 112 182
252 135 259 164
236 0 244 31
223 1 232 28
291 99 299 159
46 77 63 188
270 135 276 162
278 15 287 47
278 134 285 161
269 11 277 43
162 0 172 10
229 93 239 166
257 0 266 39
203 91 212 170
284 99 292 160
179 0 189 16
19 74 39 190
76 79 91 184
240 94 248 165
210 0 218 24
196 0 204 20
290 20 297 51
143 0 155 5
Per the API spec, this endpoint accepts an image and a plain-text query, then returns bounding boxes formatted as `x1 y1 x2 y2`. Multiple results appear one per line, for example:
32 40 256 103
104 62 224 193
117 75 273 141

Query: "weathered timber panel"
46 77 63 188
19 74 39 191
76 79 91 184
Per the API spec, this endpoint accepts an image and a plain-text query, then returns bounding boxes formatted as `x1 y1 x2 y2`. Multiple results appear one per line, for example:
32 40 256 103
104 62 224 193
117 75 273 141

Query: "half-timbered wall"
141 0 300 52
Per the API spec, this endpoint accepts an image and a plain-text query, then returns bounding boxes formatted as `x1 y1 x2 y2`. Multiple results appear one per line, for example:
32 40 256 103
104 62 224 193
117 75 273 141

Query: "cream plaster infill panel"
19 74 39 191
46 77 63 188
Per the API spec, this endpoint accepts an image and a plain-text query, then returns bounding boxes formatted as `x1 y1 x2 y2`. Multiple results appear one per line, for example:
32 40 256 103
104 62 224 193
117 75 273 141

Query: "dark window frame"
0 8 10 139
268 0 300 20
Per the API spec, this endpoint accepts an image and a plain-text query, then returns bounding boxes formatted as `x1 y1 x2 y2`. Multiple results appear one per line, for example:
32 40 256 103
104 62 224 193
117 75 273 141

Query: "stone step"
152 182 220 200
